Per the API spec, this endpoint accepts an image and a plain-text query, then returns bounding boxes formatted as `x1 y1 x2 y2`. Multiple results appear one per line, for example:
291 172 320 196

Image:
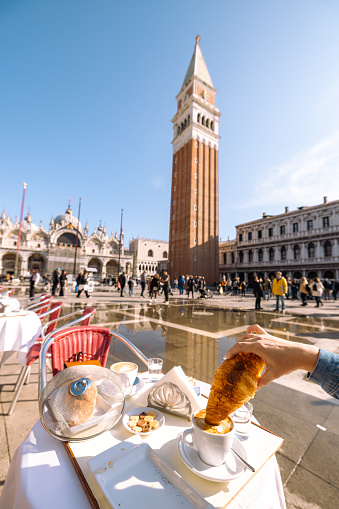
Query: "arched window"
162 251 168 258
231 252 235 264
202 116 205 126
210 121 214 131
239 251 243 263
223 253 226 264
324 240 332 257
294 244 300 260
148 250 153 257
248 250 253 262
269 248 274 261
308 242 315 258
206 119 209 128
258 248 263 262
281 246 286 260
197 113 200 123
188 114 191 124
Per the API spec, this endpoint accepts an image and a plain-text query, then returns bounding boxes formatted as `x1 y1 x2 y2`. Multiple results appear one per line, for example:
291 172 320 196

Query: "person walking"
312 277 324 307
51 268 61 296
128 277 134 296
187 275 195 299
252 275 263 310
291 278 299 299
178 275 185 295
263 277 272 300
29 268 40 298
241 280 247 297
118 272 126 297
232 278 239 297
149 274 160 303
333 279 339 301
299 277 309 306
272 271 288 312
77 270 89 298
161 271 170 304
140 270 147 297
323 278 332 300
59 270 67 296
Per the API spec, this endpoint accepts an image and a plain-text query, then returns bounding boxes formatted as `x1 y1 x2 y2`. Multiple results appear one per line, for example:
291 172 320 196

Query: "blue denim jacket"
307 349 339 399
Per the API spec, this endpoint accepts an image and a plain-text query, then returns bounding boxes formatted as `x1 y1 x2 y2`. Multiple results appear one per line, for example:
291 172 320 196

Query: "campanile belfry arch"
169 36 220 283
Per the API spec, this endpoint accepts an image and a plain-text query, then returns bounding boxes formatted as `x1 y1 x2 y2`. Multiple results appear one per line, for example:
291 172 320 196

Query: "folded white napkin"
142 366 202 414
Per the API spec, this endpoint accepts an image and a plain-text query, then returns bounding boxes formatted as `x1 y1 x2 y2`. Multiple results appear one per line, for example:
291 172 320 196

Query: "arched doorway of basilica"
28 254 45 275
2 253 21 276
324 270 335 279
56 232 81 247
293 271 302 280
308 271 318 280
88 258 102 277
106 259 118 277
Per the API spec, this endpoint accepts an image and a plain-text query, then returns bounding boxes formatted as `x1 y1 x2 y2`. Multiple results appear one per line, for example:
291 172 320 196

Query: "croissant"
205 352 265 425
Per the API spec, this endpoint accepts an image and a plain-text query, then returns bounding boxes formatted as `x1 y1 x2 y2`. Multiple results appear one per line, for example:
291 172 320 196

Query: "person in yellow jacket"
272 271 288 312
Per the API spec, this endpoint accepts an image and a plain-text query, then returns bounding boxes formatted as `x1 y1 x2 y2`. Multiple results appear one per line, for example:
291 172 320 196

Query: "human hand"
225 324 319 389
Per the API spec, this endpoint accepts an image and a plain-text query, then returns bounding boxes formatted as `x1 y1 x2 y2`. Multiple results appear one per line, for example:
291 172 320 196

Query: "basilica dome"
54 207 82 231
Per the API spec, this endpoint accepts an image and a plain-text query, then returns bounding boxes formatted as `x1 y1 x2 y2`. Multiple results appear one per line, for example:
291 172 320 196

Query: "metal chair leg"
24 365 31 385
8 366 29 415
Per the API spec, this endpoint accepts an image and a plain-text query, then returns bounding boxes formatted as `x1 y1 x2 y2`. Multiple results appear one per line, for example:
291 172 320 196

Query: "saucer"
126 376 145 398
177 433 247 482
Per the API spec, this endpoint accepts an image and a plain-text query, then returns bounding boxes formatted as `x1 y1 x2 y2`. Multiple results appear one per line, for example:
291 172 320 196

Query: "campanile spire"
168 38 220 283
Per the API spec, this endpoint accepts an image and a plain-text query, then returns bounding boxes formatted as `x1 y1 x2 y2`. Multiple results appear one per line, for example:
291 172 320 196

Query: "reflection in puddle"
59 302 339 386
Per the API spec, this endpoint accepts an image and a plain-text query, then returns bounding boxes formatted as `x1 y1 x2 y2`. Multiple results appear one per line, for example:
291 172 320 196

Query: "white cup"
110 362 138 395
183 409 234 466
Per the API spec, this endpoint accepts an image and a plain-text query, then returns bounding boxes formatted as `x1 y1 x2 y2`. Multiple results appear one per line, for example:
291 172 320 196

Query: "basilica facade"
0 206 133 278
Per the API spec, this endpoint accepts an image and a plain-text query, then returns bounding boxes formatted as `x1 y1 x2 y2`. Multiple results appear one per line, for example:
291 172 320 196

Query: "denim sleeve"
307 349 339 399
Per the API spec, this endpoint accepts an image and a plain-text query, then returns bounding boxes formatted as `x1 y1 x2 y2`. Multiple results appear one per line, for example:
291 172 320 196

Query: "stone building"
169 36 220 284
0 206 133 278
219 198 339 282
129 237 168 277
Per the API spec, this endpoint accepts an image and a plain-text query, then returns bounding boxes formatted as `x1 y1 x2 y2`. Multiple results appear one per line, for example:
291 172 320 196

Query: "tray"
88 441 213 509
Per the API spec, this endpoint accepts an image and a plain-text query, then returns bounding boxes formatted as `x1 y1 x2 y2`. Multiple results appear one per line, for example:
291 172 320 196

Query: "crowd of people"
218 272 339 311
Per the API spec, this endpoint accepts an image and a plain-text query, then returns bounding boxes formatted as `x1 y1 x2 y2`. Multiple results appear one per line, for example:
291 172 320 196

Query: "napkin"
140 366 202 414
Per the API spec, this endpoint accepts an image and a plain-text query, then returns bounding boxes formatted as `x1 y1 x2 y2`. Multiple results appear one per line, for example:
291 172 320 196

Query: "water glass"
148 358 163 382
232 401 253 441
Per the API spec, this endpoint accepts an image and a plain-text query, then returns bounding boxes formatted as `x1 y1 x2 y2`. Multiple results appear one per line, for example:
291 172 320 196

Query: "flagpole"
14 182 27 278
73 198 81 277
118 209 123 275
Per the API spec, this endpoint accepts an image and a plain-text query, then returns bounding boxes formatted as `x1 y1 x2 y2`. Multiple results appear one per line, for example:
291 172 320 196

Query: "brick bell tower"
169 36 220 284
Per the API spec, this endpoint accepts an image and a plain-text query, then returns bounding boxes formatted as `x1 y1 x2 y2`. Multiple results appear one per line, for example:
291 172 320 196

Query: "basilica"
0 206 168 279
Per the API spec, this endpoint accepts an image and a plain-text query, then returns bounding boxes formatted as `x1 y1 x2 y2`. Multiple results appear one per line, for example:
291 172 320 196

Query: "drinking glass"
232 401 253 440
147 358 163 382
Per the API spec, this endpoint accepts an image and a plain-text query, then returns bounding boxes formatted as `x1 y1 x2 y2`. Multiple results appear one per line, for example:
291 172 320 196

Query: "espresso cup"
110 362 138 395
183 409 235 466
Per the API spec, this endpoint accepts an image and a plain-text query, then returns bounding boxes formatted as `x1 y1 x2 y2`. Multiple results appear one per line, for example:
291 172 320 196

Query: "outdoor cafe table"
0 296 21 313
0 310 42 366
0 375 285 509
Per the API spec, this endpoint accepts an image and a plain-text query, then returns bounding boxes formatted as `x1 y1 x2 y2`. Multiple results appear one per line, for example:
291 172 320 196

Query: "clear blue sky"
1 0 339 244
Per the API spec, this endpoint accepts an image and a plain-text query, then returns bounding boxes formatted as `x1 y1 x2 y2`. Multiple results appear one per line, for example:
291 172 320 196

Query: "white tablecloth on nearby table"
0 297 21 313
0 375 286 509
0 310 42 365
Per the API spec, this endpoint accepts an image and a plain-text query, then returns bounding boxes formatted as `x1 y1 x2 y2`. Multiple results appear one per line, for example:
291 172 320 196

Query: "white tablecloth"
0 310 42 365
0 297 21 313
0 379 286 509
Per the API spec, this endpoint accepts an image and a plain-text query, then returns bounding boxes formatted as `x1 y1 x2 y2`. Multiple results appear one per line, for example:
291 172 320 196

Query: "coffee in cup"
110 362 138 395
183 408 234 466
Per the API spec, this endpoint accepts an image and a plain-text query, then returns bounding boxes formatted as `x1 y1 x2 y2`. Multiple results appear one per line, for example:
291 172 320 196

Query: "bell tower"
169 36 220 284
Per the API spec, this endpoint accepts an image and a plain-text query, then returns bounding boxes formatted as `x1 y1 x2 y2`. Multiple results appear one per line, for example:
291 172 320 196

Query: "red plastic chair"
51 326 112 376
34 297 54 320
81 307 96 326
8 301 65 415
